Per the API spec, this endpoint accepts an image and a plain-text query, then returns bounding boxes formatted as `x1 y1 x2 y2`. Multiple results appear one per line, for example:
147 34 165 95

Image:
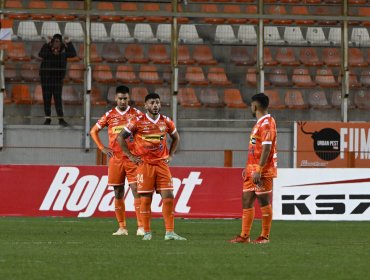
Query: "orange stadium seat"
52 2 76 21
299 48 323 67
162 66 173 84
30 42 43 61
285 90 309 109
62 86 81 105
178 88 202 108
97 2 121 22
5 0 28 20
164 3 189 24
281 0 300 3
178 45 195 65
107 86 116 104
230 47 255 66
224 5 247 24
348 48 368 67
331 90 355 109
132 87 148 107
308 91 331 109
20 63 39 82
202 4 225 24
4 64 19 82
315 6 339 26
121 2 145 22
91 87 107 106
193 45 217 65
261 48 278 66
268 68 292 87
207 67 232 86
322 48 341 67
3 89 12 104
358 8 370 26
276 47 300 66
155 87 171 106
223 89 247 108
185 67 208 85
246 68 270 87
349 0 367 3
124 44 149 64
292 6 315 25
354 90 370 109
305 0 321 3
6 42 30 61
28 1 53 20
78 44 102 63
144 3 169 23
68 64 84 83
292 68 316 87
139 65 163 84
338 70 361 88
315 69 339 88
264 90 285 109
267 6 292 25
116 65 140 84
148 45 170 64
102 43 125 63
359 70 370 87
12 84 32 104
93 64 115 84
33 85 44 104
245 6 259 24
199 89 224 108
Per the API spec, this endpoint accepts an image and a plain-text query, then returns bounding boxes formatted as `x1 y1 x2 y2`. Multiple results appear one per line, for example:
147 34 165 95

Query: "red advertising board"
0 165 262 219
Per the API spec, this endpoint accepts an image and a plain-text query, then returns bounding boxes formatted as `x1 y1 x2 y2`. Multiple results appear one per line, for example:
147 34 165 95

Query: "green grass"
0 217 369 280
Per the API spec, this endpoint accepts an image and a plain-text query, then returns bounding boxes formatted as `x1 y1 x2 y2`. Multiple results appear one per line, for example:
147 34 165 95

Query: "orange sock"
134 198 143 228
140 197 152 232
260 204 272 238
114 198 126 228
162 198 174 232
241 208 255 238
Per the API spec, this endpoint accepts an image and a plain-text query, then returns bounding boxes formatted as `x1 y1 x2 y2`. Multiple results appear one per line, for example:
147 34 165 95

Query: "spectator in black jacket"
39 34 77 126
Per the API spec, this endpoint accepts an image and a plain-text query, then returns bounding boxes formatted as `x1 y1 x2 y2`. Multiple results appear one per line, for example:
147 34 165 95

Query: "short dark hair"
251 93 269 109
116 85 129 94
145 93 160 102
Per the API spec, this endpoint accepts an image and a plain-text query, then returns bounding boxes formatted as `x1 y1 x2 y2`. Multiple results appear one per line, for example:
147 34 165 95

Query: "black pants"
41 78 64 118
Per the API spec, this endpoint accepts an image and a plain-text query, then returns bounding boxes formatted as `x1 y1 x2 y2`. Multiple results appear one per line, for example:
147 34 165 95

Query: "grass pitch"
0 217 369 280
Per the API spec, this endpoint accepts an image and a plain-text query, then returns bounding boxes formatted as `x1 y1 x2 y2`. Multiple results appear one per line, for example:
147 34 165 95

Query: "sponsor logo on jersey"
112 125 124 134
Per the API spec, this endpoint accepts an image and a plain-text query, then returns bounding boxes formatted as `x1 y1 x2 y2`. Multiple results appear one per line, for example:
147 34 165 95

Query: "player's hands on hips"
242 169 246 180
164 155 173 164
252 171 261 185
102 147 114 158
129 154 142 165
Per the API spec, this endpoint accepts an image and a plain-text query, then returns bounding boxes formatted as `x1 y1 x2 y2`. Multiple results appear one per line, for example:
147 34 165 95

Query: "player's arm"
90 125 113 157
117 129 142 164
167 131 180 163
252 144 272 184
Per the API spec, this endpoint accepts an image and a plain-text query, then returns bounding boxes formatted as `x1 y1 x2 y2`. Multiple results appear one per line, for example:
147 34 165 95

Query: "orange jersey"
246 114 277 178
125 113 176 164
96 106 142 156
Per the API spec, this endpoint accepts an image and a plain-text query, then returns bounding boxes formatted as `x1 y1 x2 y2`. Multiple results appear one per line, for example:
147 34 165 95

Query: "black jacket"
39 42 77 81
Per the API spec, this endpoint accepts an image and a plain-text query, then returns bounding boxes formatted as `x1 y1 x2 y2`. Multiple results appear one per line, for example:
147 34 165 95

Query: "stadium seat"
359 70 370 87
245 5 261 25
207 67 232 86
223 89 247 108
20 63 39 82
178 45 195 65
292 68 316 87
238 25 257 44
144 3 169 23
193 45 217 65
246 68 270 86
64 22 84 42
260 48 278 66
148 45 170 64
322 48 341 67
162 66 173 84
155 87 171 106
267 6 292 25
224 5 247 24
268 68 291 87
68 63 84 83
156 24 171 43
116 65 140 84
199 89 224 108
93 64 115 84
285 90 309 109
4 64 19 82
97 2 121 22
299 48 323 66
134 24 157 43
308 91 331 109
264 90 285 109
179 24 203 44
62 86 81 105
328 28 341 45
12 84 32 104
121 2 144 22
202 4 224 24
358 7 370 26
78 44 102 62
284 27 307 45
264 26 284 45
164 3 189 24
110 23 134 43
349 0 367 4
52 1 76 21
29 1 53 20
41 22 61 40
101 43 125 63
185 67 208 85
315 69 339 88
107 86 116 104
315 6 339 26
215 25 237 44
351 28 370 46
91 87 107 106
331 90 355 109
3 89 12 104
178 88 202 108
230 47 255 66
338 70 361 88
139 65 163 84
348 48 367 67
276 47 299 66
7 42 30 61
306 27 330 45
17 21 41 41
292 6 314 25
33 84 44 104
5 1 28 20
91 23 110 42
124 44 149 64
354 90 370 109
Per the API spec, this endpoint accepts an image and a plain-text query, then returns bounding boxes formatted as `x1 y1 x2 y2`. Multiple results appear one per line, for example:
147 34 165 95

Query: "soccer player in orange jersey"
230 93 277 244
90 85 144 236
118 93 186 241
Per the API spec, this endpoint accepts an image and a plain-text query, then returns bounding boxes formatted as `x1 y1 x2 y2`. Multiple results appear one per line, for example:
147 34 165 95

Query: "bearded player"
230 93 277 244
90 85 144 236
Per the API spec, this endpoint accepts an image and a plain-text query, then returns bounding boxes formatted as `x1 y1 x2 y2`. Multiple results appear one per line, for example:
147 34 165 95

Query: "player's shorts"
108 154 137 186
136 161 173 194
243 177 273 195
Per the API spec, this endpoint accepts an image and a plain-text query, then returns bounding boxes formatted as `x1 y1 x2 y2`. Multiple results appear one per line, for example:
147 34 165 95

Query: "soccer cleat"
112 228 128 236
142 232 152 241
136 227 145 236
164 232 187 241
229 235 250 243
252 236 269 244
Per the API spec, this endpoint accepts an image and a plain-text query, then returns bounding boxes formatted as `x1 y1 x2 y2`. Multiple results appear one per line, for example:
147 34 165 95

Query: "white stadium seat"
179 24 203 44
91 23 110 42
264 26 284 45
134 23 157 43
351 28 370 46
110 23 134 42
237 25 257 44
215 25 237 44
284 26 307 45
306 27 329 45
156 24 171 43
328 27 341 45
41 22 61 39
64 22 84 42
17 21 41 41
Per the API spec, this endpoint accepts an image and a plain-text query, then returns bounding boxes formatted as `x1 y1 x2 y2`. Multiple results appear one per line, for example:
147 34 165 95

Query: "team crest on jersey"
159 125 166 132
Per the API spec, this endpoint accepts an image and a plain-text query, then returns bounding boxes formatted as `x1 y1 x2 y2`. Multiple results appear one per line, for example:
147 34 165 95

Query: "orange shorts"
108 154 137 186
136 161 173 194
243 177 273 195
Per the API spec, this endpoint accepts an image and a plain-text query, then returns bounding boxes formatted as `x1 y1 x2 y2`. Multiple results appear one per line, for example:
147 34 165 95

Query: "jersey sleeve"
165 116 177 134
96 112 109 129
260 121 274 145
